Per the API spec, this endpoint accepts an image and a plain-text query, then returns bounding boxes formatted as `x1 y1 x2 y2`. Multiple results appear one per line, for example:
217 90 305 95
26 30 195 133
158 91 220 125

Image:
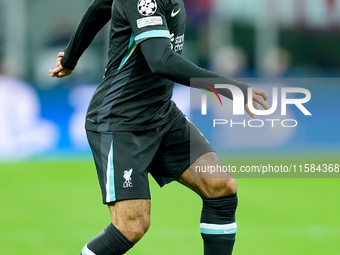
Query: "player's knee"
121 214 150 243
204 177 237 198
110 200 150 243
130 222 150 243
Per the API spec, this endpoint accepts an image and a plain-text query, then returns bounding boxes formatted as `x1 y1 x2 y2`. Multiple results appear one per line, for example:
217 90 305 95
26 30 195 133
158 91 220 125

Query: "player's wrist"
60 56 76 70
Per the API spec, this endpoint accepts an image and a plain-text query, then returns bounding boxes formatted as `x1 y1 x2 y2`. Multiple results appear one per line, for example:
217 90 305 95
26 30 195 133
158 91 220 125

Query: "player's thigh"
178 152 237 198
108 199 151 242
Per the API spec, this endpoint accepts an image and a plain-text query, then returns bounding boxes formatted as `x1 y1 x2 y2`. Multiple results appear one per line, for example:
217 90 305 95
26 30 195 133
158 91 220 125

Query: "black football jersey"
85 0 186 132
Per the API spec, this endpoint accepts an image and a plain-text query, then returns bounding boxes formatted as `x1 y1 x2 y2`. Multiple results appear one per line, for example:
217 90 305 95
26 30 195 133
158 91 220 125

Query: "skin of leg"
108 199 151 243
178 152 237 198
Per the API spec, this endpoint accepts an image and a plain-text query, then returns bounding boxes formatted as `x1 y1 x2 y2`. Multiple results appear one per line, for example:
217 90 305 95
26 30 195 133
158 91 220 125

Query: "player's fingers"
254 88 268 101
56 70 65 78
252 101 264 117
253 95 270 110
55 52 64 66
245 104 256 119
253 101 260 111
258 98 270 110
56 58 62 66
259 89 268 101
50 66 63 77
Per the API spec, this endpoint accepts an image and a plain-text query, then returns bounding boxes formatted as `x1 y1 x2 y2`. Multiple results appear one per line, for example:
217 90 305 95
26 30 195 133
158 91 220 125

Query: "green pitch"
1 156 339 255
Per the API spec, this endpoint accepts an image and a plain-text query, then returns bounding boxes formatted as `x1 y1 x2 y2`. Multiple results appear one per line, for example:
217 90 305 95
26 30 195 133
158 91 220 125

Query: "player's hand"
245 88 270 119
49 52 73 78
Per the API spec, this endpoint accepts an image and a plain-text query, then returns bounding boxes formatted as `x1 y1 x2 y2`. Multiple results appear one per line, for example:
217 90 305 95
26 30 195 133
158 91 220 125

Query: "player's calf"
81 223 134 255
81 200 150 255
200 193 238 255
197 173 238 254
179 152 238 254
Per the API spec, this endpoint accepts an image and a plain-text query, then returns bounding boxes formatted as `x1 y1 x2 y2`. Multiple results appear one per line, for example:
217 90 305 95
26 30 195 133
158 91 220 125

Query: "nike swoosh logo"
171 9 181 17
224 228 237 234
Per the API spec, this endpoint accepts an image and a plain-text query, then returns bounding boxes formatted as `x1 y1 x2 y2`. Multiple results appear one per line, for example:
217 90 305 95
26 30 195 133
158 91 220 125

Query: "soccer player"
49 0 269 254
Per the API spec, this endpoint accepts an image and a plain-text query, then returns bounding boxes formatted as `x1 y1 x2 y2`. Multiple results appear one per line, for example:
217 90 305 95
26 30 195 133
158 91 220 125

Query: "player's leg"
148 111 237 254
178 152 237 197
108 199 150 243
83 130 160 255
178 152 238 255
81 199 150 255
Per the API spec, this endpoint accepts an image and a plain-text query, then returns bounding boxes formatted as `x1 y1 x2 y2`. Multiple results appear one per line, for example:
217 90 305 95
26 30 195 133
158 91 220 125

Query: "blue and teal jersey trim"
135 29 171 43
200 222 237 235
106 141 116 202
118 34 137 70
118 30 170 70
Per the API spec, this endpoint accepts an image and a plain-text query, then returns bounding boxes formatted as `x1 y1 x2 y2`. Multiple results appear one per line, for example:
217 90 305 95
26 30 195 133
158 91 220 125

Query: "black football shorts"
86 111 214 204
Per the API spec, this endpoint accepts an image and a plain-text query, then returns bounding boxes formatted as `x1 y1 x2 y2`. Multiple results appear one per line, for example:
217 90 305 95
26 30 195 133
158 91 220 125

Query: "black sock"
81 223 134 255
200 193 238 255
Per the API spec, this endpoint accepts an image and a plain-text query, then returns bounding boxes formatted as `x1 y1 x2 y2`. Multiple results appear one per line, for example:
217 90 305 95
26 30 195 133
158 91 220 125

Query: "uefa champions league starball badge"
138 0 158 16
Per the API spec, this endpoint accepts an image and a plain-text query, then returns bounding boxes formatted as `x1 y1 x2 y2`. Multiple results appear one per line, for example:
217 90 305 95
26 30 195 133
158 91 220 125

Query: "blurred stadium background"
0 0 339 254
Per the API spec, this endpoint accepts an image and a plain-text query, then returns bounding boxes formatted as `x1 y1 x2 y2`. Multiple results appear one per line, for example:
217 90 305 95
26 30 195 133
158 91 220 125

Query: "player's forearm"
140 37 249 100
61 0 113 70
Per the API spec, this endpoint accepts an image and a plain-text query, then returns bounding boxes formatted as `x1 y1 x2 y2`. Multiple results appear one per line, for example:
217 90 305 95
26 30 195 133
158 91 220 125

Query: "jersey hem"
85 107 183 132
